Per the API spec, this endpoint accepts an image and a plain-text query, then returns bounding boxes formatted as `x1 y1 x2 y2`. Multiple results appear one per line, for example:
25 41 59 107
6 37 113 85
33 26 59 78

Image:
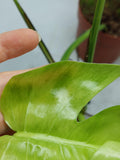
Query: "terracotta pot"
77 3 120 63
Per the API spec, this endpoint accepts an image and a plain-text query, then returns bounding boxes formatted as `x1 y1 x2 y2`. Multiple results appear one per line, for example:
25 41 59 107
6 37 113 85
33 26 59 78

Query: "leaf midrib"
14 132 98 149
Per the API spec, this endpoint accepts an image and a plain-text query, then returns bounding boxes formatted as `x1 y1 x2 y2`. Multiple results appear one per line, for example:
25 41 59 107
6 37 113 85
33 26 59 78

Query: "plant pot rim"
79 5 120 41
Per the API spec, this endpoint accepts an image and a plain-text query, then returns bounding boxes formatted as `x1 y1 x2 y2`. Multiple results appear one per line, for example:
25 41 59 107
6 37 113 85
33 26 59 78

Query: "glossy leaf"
0 61 120 159
1 106 120 159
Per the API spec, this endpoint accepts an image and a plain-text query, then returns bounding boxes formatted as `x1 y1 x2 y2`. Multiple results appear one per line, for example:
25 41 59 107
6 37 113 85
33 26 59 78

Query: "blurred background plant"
81 0 120 36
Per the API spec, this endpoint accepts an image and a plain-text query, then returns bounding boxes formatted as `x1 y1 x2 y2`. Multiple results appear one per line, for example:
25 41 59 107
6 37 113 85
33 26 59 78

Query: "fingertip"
16 28 40 50
0 28 40 62
23 28 40 47
0 112 8 135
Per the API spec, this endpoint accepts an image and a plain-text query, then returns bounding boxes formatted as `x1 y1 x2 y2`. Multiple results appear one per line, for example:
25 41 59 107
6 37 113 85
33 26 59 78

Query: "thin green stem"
86 0 106 63
79 0 106 118
61 25 105 61
13 0 55 63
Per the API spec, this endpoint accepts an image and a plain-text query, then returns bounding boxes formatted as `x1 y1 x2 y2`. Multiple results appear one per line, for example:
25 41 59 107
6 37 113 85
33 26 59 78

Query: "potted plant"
0 0 120 159
77 0 120 63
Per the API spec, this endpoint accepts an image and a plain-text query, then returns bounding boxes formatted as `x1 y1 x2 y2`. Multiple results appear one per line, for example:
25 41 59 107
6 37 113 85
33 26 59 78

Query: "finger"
0 112 8 135
0 68 33 97
0 28 39 63
0 112 15 136
0 68 33 135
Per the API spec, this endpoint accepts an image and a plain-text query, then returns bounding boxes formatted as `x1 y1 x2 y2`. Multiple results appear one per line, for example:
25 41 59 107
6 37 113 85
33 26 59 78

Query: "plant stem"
61 25 105 61
80 0 106 118
13 0 55 63
85 0 106 63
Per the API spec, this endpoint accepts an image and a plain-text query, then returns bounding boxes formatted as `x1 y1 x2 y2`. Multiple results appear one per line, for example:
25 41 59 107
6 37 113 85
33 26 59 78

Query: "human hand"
0 29 39 135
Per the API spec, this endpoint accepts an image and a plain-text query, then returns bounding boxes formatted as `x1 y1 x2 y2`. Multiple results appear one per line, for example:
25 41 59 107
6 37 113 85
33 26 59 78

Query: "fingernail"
36 32 42 42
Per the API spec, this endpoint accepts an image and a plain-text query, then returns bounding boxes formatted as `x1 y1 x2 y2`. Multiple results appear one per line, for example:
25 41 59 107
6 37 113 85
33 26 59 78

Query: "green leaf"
1 106 120 159
0 61 120 159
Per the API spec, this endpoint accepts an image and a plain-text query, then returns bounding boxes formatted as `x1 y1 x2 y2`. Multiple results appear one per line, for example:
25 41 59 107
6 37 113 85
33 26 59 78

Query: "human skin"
0 28 39 135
